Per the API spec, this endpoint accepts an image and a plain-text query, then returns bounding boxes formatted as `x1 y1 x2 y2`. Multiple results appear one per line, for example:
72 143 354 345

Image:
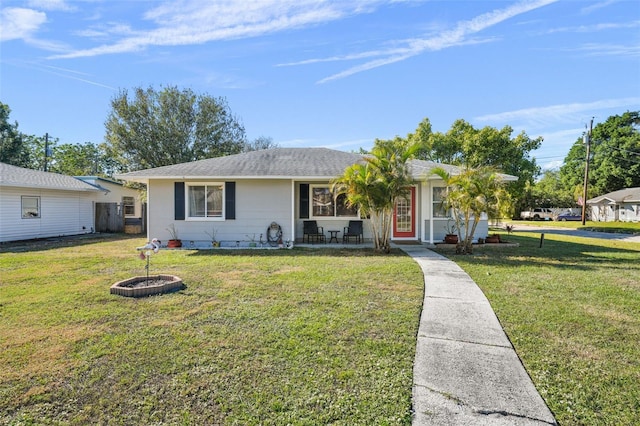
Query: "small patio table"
328 230 340 243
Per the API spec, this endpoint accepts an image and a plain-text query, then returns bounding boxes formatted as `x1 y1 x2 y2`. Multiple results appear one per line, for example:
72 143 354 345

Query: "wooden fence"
95 202 124 233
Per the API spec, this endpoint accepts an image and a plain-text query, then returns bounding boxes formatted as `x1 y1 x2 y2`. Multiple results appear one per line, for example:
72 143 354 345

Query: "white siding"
0 186 95 242
147 179 294 244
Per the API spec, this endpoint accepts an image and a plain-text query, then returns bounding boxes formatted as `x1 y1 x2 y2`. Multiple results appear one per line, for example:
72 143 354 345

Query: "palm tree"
432 166 511 254
333 137 422 253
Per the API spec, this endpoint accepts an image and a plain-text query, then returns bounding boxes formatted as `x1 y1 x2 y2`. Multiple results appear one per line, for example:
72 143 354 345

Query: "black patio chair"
303 220 325 243
343 220 363 243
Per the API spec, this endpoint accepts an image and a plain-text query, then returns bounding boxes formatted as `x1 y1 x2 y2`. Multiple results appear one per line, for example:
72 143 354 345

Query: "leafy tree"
409 118 542 217
0 102 30 167
48 142 126 176
332 137 422 253
560 111 640 198
105 86 247 171
530 169 574 208
432 166 511 254
244 136 278 152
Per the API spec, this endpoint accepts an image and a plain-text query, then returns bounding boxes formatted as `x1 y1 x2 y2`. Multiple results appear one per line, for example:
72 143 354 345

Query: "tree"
105 86 247 171
332 137 422 253
530 170 574 208
48 142 126 176
432 166 511 254
560 111 640 198
0 102 30 167
409 118 542 217
244 136 278 152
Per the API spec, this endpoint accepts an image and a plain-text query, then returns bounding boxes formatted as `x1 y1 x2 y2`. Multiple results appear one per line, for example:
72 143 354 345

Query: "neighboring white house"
0 163 106 242
116 148 517 247
75 176 144 219
587 187 640 222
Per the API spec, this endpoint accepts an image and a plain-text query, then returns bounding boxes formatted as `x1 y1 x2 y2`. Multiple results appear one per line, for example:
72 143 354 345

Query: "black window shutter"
174 182 185 220
225 182 236 220
300 183 309 219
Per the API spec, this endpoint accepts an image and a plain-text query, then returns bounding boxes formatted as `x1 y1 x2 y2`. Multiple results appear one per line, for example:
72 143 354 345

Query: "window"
311 186 358 218
187 183 224 219
122 196 135 216
432 187 448 218
22 196 40 218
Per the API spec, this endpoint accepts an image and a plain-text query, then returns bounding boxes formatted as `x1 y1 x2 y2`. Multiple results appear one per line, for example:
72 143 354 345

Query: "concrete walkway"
398 245 557 425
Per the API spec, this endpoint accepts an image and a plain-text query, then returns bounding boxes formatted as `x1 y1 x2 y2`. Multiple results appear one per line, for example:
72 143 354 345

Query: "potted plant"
246 234 257 248
485 233 501 244
443 218 459 244
205 226 219 247
166 224 182 248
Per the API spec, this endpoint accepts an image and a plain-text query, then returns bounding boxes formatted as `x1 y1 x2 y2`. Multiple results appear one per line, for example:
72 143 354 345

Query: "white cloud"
578 42 640 58
313 0 559 83
474 97 640 129
0 7 47 41
49 0 383 59
26 0 75 12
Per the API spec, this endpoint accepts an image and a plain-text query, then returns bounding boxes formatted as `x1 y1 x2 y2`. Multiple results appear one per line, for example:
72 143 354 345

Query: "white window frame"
309 185 358 219
185 182 225 221
22 196 41 219
122 196 135 216
432 186 449 218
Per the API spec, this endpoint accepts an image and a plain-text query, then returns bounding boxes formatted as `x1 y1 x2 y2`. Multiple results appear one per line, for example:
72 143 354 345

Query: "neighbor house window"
432 187 448 218
311 186 358 218
187 183 224 219
122 196 135 216
22 196 41 218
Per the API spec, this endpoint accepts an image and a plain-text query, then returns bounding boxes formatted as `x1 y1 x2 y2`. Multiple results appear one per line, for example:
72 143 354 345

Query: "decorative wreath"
266 222 283 246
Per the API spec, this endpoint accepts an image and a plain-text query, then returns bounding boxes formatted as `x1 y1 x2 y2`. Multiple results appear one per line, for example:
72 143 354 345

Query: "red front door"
393 187 415 238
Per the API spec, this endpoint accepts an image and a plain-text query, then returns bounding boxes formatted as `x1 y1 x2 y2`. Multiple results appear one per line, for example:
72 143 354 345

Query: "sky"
1 0 639 171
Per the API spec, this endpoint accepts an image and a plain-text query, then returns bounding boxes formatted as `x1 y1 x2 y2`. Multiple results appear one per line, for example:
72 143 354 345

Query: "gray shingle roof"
116 148 365 180
0 162 103 192
587 187 640 204
116 147 474 181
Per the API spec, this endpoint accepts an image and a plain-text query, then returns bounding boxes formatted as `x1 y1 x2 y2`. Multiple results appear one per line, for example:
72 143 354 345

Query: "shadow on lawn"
442 233 640 272
0 233 141 254
186 247 408 258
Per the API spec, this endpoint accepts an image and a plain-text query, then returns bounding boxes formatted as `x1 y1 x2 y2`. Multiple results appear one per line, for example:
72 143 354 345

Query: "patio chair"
343 220 363 244
303 220 325 243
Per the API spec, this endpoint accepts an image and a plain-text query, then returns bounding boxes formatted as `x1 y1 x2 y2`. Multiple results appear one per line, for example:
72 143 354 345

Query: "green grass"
510 219 640 234
0 236 424 425
437 231 640 426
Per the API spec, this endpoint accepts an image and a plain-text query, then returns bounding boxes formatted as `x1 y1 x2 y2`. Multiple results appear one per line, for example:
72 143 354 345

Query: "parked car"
520 208 554 221
555 211 582 221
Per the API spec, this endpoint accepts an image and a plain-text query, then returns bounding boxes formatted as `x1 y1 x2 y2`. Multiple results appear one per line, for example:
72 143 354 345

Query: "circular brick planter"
110 275 183 298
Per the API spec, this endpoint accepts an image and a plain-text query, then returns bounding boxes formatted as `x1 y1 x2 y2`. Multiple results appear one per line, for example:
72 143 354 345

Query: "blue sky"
1 0 639 170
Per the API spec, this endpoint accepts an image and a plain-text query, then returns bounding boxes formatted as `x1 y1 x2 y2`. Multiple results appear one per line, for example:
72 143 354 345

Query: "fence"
95 202 124 233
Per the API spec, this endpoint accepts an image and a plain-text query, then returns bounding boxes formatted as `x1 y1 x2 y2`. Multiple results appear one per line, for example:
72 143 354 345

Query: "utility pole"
44 133 49 172
581 118 593 225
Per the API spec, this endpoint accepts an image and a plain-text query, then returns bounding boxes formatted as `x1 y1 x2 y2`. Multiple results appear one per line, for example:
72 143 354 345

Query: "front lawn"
0 236 424 425
439 232 640 425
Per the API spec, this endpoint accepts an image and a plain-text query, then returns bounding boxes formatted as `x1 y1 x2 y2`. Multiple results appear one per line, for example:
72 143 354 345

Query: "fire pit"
111 238 184 297
111 275 183 298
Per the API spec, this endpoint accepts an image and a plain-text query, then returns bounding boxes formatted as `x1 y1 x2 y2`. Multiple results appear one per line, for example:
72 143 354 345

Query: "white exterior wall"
147 179 294 245
95 182 143 217
81 178 143 217
0 186 96 242
420 181 489 244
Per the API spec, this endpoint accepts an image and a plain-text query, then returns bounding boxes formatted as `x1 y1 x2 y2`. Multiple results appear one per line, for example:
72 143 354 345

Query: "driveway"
505 223 640 243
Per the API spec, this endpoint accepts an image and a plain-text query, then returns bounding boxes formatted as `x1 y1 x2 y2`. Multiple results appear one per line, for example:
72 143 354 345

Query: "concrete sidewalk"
399 246 557 425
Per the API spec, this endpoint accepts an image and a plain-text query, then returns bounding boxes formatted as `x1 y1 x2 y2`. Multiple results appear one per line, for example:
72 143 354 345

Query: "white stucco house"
116 148 516 247
587 187 640 222
0 162 106 242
